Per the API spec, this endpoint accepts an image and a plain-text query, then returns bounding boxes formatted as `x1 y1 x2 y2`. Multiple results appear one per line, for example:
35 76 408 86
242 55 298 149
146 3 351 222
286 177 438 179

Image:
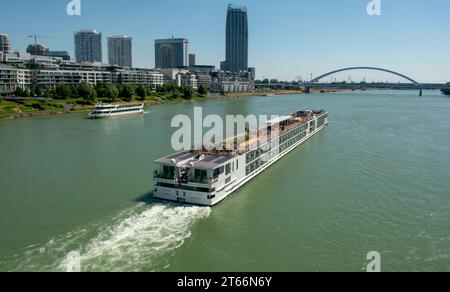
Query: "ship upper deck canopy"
266 116 293 126
191 155 233 169
155 151 234 169
155 152 198 165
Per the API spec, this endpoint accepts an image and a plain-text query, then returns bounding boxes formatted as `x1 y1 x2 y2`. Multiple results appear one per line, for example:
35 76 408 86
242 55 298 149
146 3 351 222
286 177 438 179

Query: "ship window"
163 166 175 179
213 166 224 178
156 182 176 188
195 169 208 182
225 164 231 175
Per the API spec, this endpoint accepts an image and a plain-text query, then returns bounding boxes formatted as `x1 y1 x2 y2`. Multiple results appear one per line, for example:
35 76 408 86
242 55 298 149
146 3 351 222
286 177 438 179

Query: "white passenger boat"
89 103 144 119
153 109 329 206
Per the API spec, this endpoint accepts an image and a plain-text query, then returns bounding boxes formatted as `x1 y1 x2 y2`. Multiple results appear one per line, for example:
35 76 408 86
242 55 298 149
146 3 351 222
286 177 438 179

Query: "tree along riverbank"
442 83 450 96
0 95 205 120
0 82 205 120
0 86 305 120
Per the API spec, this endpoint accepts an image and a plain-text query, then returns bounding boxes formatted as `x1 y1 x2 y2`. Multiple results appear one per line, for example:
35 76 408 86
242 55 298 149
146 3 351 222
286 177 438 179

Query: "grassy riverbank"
0 94 204 120
0 89 305 120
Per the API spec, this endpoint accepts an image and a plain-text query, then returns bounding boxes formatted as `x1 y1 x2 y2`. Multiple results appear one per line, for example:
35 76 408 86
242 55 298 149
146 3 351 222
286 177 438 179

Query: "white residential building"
197 74 212 89
0 64 32 94
114 69 164 88
210 80 253 93
175 73 198 90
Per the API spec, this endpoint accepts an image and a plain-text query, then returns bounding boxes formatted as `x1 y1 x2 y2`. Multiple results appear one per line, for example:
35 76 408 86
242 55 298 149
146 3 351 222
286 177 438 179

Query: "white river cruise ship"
153 109 329 206
89 103 144 119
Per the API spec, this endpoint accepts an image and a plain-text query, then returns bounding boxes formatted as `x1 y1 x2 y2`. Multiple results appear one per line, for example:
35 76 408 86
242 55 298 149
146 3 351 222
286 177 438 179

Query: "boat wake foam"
8 203 211 272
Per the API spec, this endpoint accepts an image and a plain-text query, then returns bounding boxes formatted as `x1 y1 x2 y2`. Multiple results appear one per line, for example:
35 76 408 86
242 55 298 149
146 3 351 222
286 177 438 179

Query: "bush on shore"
442 82 450 96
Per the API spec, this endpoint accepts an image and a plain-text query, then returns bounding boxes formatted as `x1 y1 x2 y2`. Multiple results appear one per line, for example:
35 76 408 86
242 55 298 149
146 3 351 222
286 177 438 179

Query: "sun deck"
155 110 327 171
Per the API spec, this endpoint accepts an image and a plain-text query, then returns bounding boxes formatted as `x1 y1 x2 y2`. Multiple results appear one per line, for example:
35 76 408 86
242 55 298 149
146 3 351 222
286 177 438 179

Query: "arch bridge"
305 67 423 96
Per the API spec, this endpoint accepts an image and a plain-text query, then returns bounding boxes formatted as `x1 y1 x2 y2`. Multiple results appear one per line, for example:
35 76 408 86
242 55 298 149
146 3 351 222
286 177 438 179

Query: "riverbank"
224 89 304 98
0 95 206 120
0 89 305 120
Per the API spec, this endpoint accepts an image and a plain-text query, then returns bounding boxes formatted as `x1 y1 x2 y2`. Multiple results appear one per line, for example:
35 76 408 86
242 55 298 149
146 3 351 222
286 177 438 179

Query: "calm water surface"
0 90 449 272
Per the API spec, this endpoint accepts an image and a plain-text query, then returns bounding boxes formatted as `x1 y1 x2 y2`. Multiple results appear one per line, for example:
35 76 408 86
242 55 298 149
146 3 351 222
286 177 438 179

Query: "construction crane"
295 75 304 83
28 34 57 47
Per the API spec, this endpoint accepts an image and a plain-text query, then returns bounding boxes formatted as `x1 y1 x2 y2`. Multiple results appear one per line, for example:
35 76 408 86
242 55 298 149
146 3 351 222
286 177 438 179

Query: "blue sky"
1 0 449 82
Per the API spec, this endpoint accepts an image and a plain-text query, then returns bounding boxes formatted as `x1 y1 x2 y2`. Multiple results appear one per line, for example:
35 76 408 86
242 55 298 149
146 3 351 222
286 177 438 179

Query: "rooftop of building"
228 4 247 11
108 35 131 39
155 38 189 43
76 30 101 34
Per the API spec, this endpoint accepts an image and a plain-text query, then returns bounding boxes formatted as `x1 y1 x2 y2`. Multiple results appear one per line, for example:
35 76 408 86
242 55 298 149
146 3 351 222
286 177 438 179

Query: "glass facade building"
44 50 71 61
155 38 189 69
26 44 46 56
223 4 248 73
0 33 11 54
74 30 102 63
108 36 132 68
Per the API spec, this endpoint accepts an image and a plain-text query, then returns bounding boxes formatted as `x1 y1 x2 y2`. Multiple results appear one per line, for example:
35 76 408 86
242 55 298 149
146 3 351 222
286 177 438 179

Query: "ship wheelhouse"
153 151 245 204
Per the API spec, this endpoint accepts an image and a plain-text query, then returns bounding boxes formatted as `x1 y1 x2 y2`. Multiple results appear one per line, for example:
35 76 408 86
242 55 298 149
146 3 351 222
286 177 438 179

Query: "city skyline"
1 0 450 82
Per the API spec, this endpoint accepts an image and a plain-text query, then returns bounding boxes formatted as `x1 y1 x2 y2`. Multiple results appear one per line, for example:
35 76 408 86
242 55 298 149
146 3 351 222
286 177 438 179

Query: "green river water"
0 90 449 272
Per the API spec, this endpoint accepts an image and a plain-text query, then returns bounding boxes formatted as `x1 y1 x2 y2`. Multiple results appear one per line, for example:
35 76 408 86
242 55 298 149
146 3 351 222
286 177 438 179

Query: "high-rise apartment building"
74 30 102 63
0 33 11 54
108 35 132 68
222 4 248 73
189 54 196 66
155 38 189 69
26 44 46 56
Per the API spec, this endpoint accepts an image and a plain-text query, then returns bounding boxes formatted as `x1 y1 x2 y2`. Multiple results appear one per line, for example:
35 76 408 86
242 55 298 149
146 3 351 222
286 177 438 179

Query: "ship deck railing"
154 170 219 186
182 111 326 157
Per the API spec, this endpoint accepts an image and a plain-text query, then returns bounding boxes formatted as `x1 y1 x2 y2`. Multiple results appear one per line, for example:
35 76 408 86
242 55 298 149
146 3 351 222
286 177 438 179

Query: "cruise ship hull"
89 110 144 119
153 112 329 206
89 104 144 119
